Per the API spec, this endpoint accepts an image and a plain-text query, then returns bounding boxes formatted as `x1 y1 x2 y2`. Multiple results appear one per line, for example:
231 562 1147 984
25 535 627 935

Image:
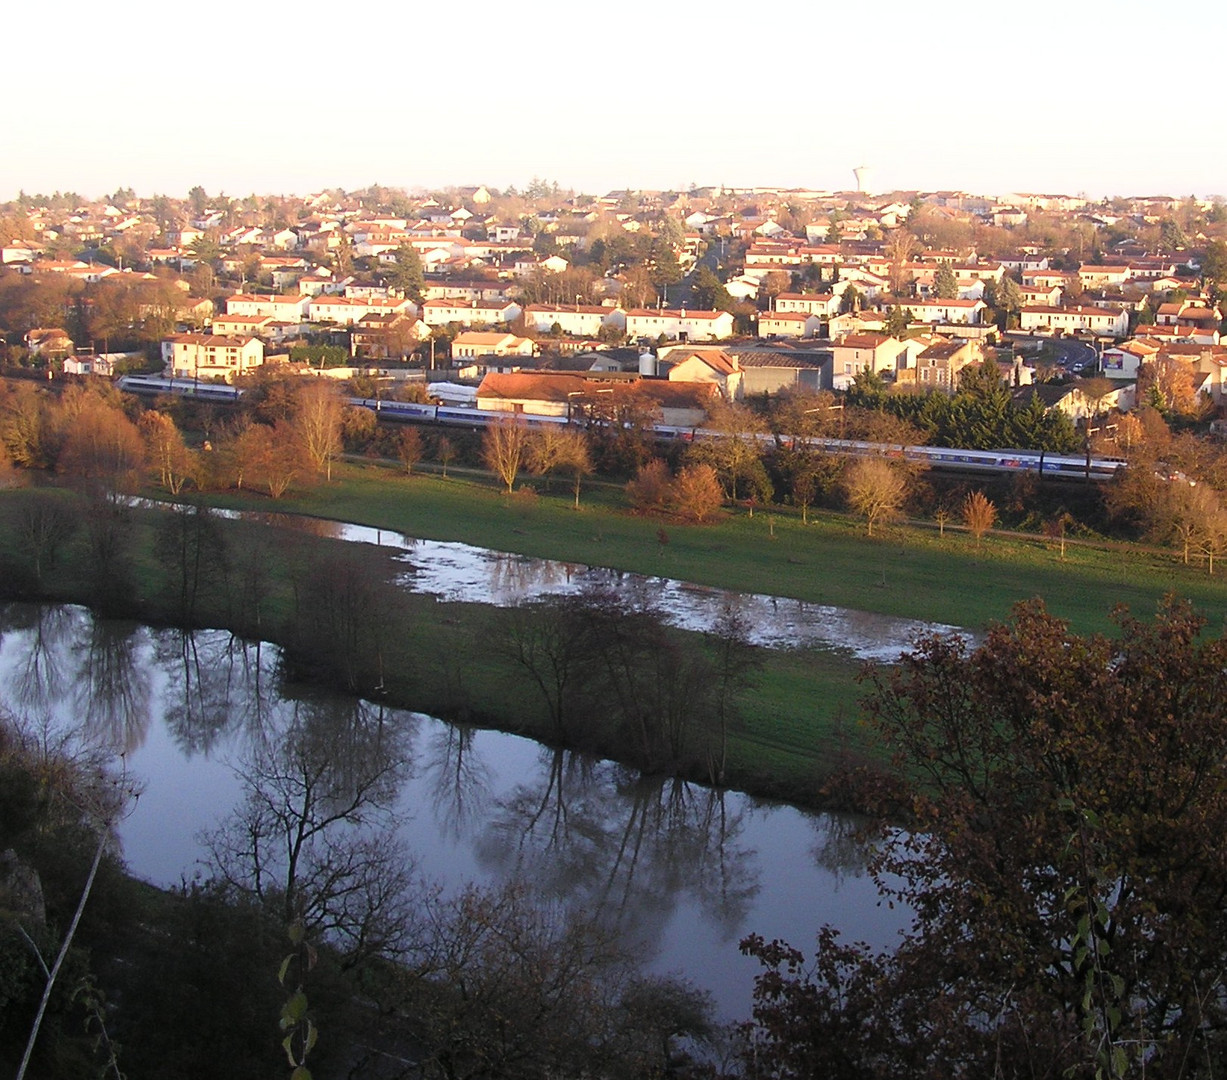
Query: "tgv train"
117 375 1126 482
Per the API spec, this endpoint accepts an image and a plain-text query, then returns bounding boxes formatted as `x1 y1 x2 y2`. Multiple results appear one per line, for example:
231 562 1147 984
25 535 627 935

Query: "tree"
743 597 1227 1080
14 492 77 585
396 427 424 476
932 262 958 300
962 489 996 548
482 417 528 495
883 305 909 338
625 459 674 515
434 434 455 479
139 410 195 494
686 401 773 503
388 243 424 302
885 229 919 296
293 379 344 481
671 463 724 522
844 457 906 537
554 428 593 509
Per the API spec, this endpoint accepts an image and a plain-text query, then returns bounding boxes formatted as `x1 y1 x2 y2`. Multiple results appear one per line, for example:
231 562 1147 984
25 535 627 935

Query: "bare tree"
435 434 455 478
139 410 196 494
845 457 907 536
293 379 344 481
482 417 529 495
672 463 724 523
555 428 593 509
396 427 424 476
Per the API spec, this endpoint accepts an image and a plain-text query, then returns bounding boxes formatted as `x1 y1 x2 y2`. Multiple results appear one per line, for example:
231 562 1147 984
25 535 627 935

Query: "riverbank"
0 485 864 807
3 466 1225 809
203 459 1227 637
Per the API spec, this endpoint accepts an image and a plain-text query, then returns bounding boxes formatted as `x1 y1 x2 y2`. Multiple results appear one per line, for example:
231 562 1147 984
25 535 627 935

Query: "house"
475 371 716 427
903 298 987 326
1102 338 1158 381
1019 305 1129 338
308 296 416 325
1011 380 1134 422
758 310 822 338
211 314 277 338
62 354 117 377
351 313 430 359
896 339 985 392
161 333 265 381
452 332 535 359
225 293 311 322
421 298 522 327
774 292 840 317
657 346 743 399
624 308 735 342
1078 264 1132 289
726 345 832 394
523 303 626 337
24 328 74 357
830 333 907 378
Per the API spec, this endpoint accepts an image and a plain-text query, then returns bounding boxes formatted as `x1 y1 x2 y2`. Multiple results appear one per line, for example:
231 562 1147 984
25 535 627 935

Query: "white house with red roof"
225 293 311 321
624 308 735 342
902 297 987 325
452 331 535 359
161 333 265 381
758 310 821 338
421 298 522 328
1019 305 1129 337
523 303 626 336
774 292 840 317
308 296 416 325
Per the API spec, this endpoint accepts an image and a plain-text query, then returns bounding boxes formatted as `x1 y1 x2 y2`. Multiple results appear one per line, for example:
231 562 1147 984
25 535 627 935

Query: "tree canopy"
743 597 1227 1079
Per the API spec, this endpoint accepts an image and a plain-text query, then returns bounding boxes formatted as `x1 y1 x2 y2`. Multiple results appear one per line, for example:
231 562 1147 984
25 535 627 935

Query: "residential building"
1018 305 1129 337
422 298 522 327
161 334 264 381
452 332 535 359
624 308 735 342
522 303 626 337
830 333 907 378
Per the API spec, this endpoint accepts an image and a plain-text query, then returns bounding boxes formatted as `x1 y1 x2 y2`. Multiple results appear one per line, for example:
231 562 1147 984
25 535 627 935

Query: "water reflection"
477 753 759 954
156 631 274 757
154 503 966 659
0 603 905 1020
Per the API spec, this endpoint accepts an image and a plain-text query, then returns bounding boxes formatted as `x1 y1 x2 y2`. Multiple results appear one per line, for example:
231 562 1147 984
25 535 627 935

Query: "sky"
5 0 1225 203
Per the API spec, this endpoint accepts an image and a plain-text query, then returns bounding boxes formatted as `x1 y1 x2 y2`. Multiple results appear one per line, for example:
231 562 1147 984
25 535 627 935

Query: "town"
5 178 1227 1080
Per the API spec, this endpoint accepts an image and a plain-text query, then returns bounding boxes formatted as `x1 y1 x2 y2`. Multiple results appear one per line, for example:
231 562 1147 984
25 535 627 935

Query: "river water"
0 603 907 1022
227 511 967 660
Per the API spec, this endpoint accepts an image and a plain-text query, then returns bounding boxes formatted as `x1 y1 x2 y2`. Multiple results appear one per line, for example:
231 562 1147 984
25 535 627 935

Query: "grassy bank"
0 485 862 807
3 466 1225 809
203 460 1227 637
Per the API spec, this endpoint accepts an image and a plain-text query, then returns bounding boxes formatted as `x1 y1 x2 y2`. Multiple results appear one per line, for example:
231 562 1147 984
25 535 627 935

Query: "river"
220 510 969 660
0 602 907 1022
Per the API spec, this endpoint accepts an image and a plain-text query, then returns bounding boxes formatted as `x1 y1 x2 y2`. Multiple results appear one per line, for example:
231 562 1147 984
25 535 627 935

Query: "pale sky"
6 0 1224 203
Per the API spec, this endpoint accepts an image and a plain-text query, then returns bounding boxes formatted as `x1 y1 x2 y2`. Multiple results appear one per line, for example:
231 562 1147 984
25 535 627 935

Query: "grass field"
3 464 1225 808
201 460 1227 637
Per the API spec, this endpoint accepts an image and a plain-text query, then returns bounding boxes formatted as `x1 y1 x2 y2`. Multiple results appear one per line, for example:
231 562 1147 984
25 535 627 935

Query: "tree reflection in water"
0 603 75 721
157 630 277 758
474 750 760 954
71 618 151 755
422 721 493 841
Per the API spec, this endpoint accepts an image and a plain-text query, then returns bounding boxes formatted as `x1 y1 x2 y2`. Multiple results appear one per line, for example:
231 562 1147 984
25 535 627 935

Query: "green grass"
197 461 1227 638
5 465 1227 810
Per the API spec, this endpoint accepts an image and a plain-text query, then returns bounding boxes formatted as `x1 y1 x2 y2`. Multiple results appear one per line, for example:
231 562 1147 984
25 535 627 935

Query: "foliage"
844 362 1081 454
844 458 907 536
962 489 996 547
743 597 1227 1079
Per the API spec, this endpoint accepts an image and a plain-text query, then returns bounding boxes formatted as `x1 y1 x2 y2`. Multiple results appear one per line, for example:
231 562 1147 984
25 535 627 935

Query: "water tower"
852 164 872 194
